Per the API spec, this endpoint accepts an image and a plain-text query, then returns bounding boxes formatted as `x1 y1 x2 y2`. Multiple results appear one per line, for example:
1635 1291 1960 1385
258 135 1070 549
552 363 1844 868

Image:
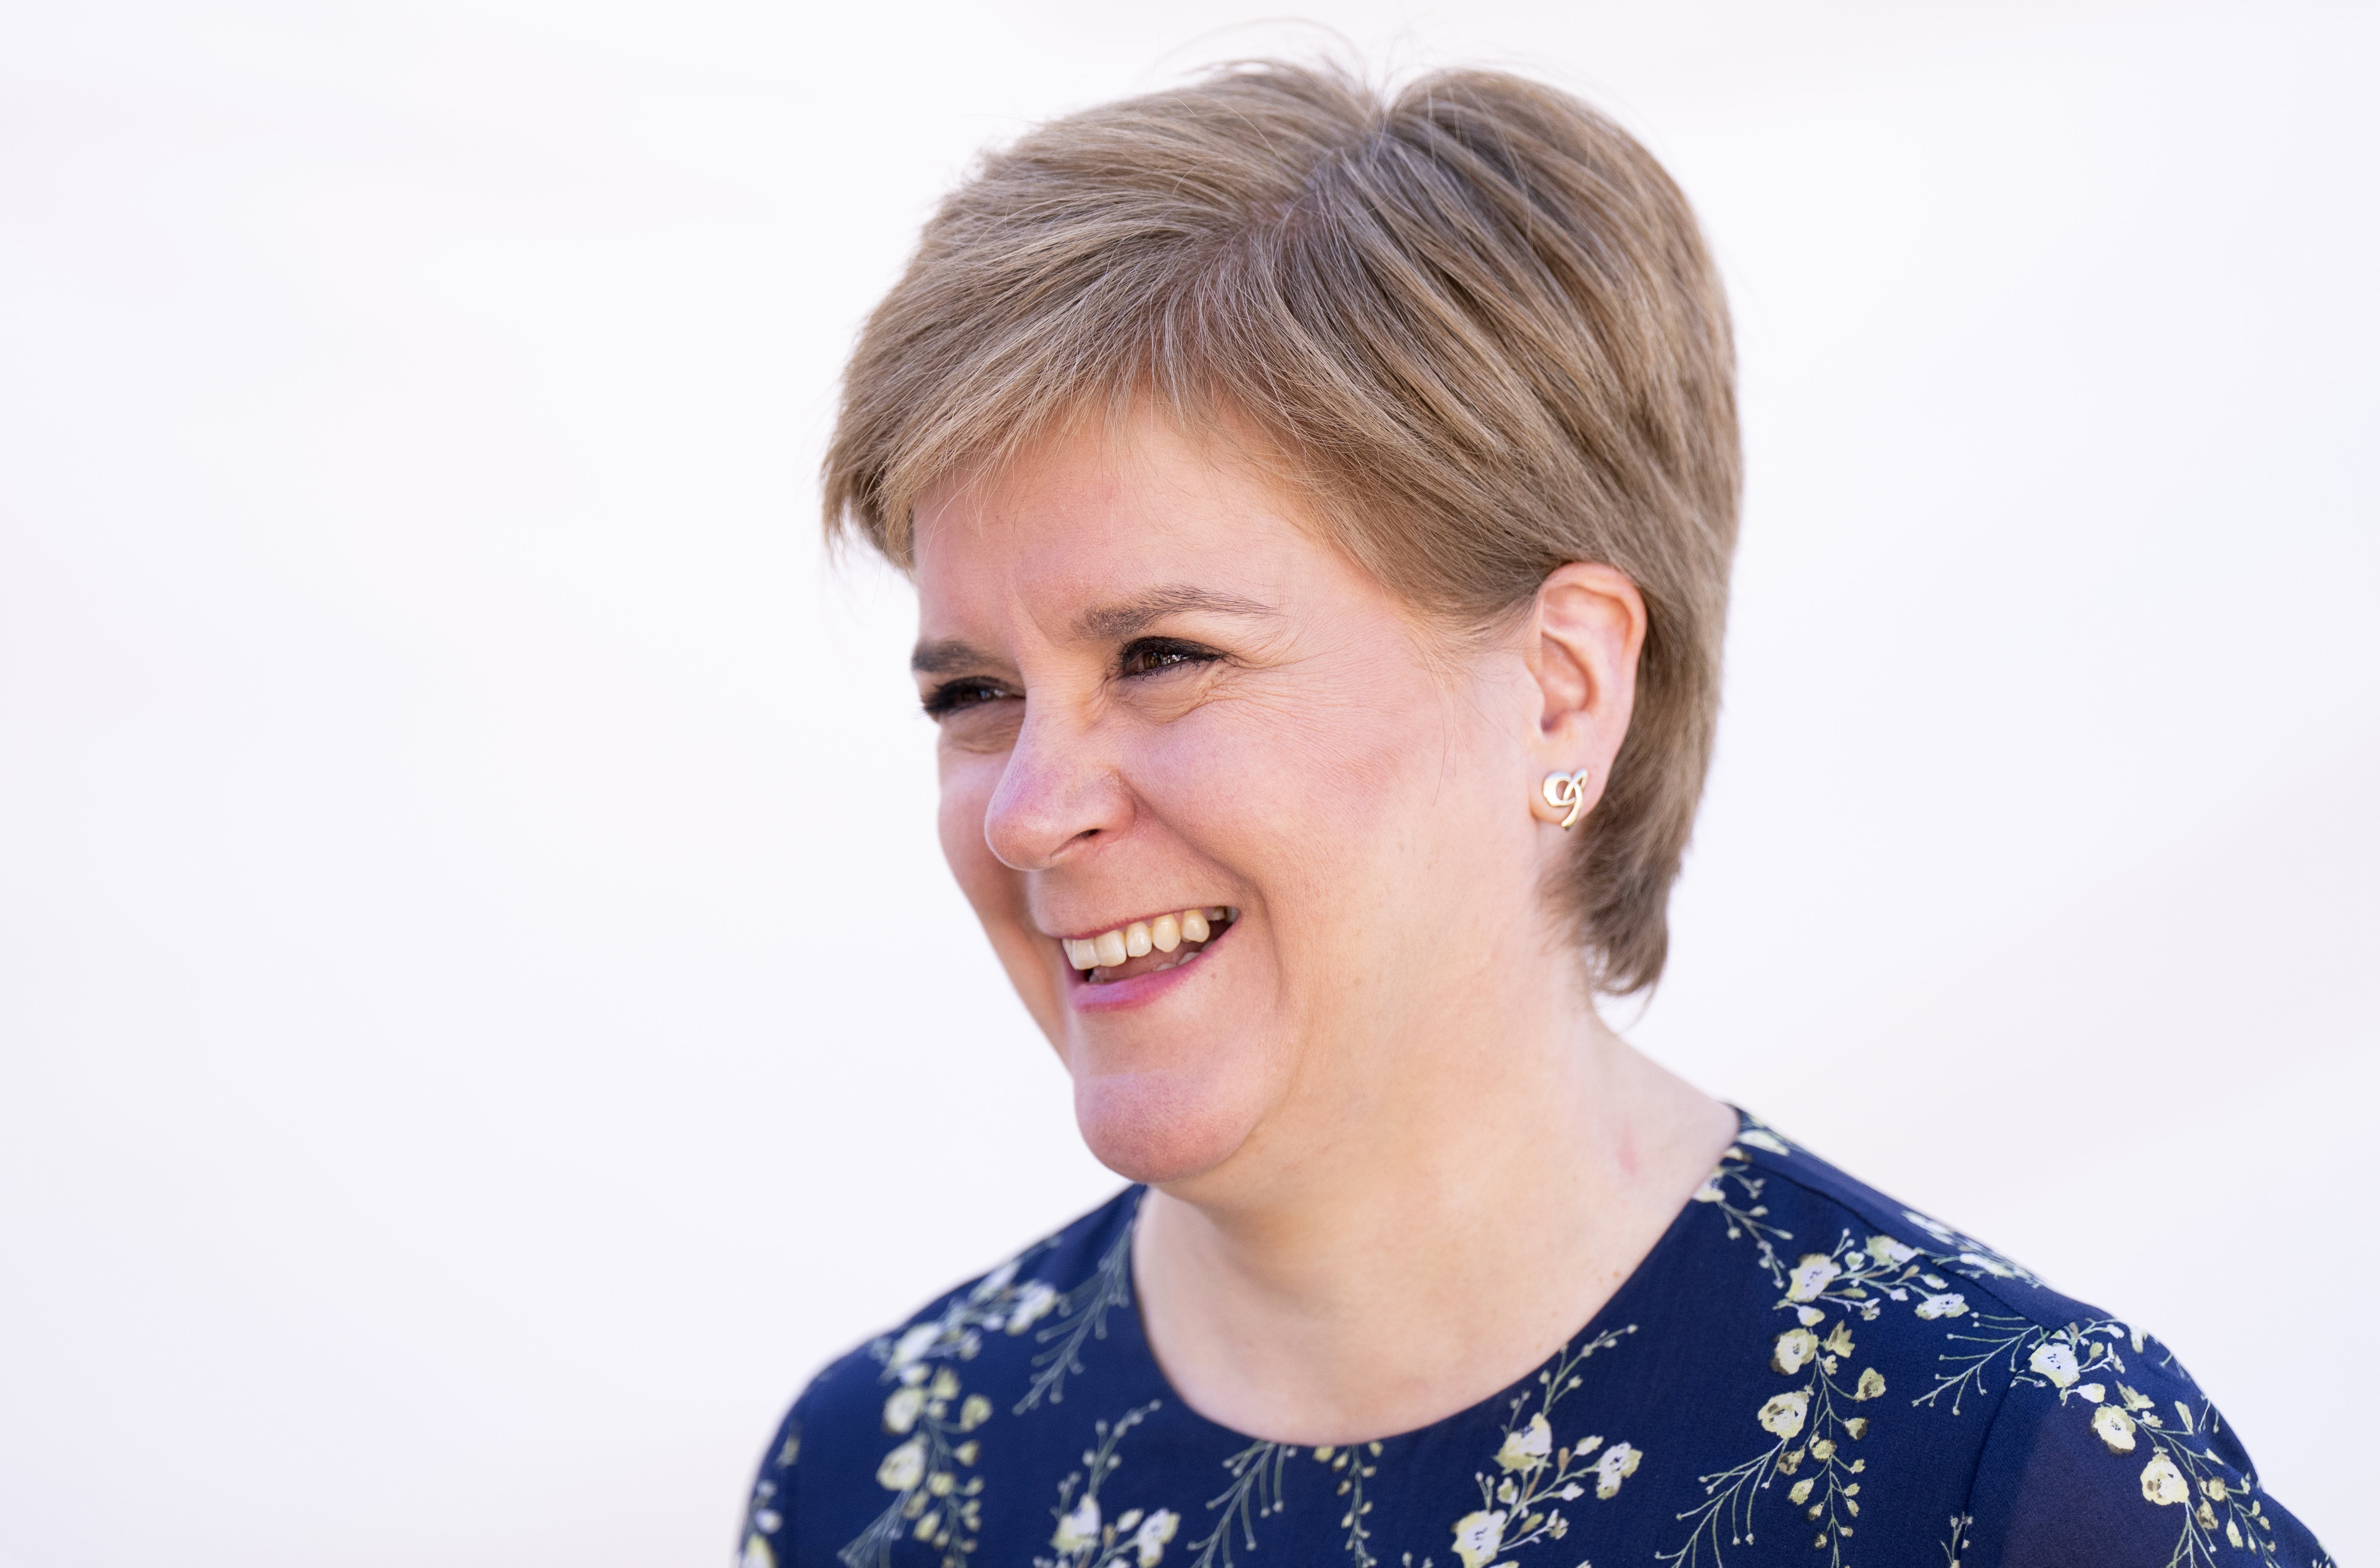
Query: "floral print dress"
740 1115 2328 1568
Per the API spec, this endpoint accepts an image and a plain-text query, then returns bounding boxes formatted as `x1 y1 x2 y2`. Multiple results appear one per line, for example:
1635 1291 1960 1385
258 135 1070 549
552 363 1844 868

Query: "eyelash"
921 678 1014 718
921 639 1220 718
1117 637 1220 678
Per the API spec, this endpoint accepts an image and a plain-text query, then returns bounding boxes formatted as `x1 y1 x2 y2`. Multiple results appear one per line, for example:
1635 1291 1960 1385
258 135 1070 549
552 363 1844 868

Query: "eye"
921 678 1016 719
1118 637 1219 679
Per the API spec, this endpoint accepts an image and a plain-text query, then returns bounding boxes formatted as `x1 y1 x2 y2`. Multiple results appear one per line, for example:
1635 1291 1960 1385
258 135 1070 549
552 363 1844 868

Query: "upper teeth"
1064 908 1233 972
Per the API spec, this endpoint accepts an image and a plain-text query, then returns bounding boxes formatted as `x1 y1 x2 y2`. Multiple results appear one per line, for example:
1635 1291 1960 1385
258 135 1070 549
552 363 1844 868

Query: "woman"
744 63 2326 1568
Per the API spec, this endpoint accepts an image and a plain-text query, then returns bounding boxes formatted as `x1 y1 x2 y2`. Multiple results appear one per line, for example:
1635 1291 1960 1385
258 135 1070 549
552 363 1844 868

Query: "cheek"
1144 681 1450 884
938 748 1065 1033
935 752 1007 908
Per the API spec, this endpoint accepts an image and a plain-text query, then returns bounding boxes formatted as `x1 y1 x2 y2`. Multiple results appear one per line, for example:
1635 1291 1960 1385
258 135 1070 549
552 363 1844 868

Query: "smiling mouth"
1061 907 1238 985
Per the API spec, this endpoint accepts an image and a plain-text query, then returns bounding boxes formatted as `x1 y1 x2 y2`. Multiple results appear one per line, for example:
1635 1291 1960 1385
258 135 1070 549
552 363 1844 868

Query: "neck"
1131 961 1736 1445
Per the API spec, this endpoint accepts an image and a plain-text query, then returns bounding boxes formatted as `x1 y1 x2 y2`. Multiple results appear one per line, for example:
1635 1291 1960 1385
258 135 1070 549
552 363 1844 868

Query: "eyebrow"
1070 585 1277 642
909 585 1277 674
911 639 997 676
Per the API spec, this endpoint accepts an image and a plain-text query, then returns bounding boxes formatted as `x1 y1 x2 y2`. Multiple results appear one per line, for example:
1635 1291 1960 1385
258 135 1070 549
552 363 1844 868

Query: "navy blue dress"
741 1116 2327 1568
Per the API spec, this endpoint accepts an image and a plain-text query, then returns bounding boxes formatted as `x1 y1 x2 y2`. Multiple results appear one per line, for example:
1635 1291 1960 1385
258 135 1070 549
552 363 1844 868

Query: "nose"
981 704 1134 871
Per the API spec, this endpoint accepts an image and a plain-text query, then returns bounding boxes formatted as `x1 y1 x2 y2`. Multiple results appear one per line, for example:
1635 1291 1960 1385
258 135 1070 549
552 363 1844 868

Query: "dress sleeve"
1960 1330 2331 1567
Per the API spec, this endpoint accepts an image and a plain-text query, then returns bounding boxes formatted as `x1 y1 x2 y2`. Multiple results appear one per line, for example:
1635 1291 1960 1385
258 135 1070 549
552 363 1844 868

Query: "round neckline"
1108 1112 1747 1453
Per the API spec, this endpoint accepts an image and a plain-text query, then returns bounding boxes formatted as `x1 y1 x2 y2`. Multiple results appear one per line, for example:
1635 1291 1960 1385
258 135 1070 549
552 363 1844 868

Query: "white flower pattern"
1449 1509 1505 1568
1592 1441 1643 1499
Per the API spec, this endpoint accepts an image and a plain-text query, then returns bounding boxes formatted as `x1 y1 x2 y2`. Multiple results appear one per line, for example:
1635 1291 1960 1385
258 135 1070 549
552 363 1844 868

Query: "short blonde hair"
825 61 1739 995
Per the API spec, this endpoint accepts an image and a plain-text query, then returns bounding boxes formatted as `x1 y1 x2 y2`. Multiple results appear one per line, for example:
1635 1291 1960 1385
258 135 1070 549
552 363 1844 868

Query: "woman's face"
911 414 1568 1190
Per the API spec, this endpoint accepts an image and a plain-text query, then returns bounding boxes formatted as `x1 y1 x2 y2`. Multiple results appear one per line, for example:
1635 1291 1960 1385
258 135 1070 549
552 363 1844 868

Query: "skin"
909 409 1738 1445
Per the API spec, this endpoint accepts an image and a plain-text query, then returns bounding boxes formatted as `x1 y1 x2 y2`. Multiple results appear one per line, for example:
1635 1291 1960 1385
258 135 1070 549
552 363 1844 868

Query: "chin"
1072 1068 1261 1186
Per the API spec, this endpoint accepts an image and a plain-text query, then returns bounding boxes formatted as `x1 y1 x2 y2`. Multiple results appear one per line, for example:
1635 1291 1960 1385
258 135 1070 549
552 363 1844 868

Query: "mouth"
1059 906 1239 986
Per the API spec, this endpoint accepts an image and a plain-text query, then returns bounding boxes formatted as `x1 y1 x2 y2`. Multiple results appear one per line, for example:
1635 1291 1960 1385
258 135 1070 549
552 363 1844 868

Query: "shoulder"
1718 1116 2333 1567
1714 1115 2089 1332
1960 1333 2336 1568
737 1186 1143 1568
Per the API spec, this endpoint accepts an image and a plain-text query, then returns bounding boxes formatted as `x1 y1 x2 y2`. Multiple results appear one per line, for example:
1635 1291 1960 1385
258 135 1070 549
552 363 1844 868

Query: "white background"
2 2 2372 1563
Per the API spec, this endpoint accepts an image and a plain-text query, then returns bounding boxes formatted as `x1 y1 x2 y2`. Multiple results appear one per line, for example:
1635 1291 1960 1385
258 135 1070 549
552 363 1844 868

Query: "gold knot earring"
1541 769 1594 830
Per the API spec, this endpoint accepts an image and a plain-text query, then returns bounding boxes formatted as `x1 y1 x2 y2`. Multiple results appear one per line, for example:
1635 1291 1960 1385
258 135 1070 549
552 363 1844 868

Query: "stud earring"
1541 769 1594 830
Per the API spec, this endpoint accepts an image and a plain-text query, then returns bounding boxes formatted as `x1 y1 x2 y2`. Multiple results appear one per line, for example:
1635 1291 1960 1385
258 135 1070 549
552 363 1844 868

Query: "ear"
1521 562 1648 829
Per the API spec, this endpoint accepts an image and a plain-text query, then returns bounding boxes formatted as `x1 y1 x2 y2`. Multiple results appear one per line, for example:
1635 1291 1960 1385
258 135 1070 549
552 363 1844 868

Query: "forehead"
911 414 1341 629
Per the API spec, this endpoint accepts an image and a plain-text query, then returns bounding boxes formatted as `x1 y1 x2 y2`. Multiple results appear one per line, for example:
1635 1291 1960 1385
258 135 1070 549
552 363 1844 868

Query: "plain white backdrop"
2 2 2372 1563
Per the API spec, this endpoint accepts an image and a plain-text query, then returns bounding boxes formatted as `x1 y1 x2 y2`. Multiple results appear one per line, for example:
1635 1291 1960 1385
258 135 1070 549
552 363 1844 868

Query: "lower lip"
1062 923 1232 1014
